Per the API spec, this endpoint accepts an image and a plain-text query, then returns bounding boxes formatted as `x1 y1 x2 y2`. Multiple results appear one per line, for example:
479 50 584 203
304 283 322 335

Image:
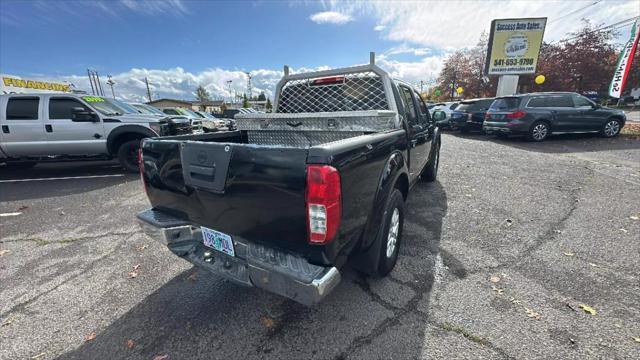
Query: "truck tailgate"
141 139 309 254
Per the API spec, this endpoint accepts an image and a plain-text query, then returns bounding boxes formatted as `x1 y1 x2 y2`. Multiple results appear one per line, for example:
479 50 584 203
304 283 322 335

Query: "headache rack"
234 53 401 148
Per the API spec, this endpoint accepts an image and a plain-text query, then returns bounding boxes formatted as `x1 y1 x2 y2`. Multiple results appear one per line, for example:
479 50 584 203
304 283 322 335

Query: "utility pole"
145 77 152 102
450 71 457 101
245 72 252 100
420 80 424 93
95 71 104 96
87 69 96 95
226 80 233 104
106 75 116 98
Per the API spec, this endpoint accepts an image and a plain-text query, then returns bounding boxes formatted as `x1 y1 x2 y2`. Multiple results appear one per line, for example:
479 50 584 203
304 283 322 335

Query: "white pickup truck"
0 93 191 171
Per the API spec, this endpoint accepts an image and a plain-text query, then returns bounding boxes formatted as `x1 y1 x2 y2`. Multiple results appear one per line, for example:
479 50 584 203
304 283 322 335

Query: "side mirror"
432 110 447 122
71 107 98 122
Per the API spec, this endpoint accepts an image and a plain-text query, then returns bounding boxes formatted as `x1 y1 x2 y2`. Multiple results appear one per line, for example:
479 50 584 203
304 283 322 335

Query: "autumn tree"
195 85 210 101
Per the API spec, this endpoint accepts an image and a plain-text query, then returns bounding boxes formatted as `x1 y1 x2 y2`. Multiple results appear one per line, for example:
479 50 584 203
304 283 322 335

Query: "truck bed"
140 110 405 265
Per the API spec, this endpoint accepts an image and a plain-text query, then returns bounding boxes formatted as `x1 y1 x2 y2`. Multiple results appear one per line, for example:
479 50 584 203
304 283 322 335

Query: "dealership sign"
485 18 547 75
609 19 640 99
1 75 71 94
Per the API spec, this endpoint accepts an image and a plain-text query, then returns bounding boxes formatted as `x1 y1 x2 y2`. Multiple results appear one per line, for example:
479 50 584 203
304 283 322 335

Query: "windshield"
197 111 215 119
455 99 494 112
81 96 128 116
489 97 520 111
176 108 202 118
110 99 141 114
133 104 165 115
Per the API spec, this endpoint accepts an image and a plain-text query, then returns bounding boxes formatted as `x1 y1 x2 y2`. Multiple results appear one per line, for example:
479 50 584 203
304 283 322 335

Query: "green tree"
242 93 249 108
195 85 210 101
257 92 266 101
265 98 273 112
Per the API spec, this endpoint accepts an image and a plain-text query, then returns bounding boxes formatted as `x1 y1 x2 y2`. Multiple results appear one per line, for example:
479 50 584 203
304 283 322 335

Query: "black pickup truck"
137 56 442 305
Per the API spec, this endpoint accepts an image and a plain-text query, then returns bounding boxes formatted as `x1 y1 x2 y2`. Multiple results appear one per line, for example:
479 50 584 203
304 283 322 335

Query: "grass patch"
440 322 491 346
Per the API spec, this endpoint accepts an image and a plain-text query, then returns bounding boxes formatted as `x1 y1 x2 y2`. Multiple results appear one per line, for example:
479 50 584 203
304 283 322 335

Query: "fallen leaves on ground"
128 264 141 279
633 336 640 343
30 353 46 359
188 271 198 282
17 205 29 211
578 304 597 315
489 275 500 283
525 307 541 320
136 244 148 251
0 249 10 257
260 315 276 329
85 332 97 342
509 297 522 305
563 251 575 257
2 317 14 326
153 355 169 360
126 339 135 349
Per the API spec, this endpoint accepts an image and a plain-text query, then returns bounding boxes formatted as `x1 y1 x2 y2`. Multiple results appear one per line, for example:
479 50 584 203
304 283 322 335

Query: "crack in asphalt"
0 232 140 319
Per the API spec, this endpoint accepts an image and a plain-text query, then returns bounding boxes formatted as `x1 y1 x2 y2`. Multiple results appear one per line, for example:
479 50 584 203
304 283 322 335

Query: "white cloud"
119 0 188 15
309 11 354 25
325 0 638 48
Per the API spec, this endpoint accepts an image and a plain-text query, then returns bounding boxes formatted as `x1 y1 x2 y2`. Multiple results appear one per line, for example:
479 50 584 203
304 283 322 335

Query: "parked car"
129 102 192 135
449 98 495 132
137 59 442 305
158 107 204 133
0 93 181 171
430 102 459 128
194 111 227 132
483 92 627 141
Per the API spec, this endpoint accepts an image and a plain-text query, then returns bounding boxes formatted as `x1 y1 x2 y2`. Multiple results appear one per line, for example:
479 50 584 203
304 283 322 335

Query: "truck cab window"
49 98 89 119
414 91 431 125
573 95 593 108
6 97 39 120
399 86 417 124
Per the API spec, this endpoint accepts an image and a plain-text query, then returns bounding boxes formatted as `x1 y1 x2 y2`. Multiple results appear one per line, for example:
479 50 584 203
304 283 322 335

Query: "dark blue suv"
483 92 626 141
449 98 495 132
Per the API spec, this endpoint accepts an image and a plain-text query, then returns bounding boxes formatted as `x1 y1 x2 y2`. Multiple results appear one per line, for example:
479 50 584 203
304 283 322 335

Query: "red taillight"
485 112 492 120
138 147 147 194
306 165 341 245
506 111 527 119
311 76 345 86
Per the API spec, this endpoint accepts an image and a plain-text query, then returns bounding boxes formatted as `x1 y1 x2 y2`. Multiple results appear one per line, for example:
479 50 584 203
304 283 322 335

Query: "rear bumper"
137 208 341 306
483 121 529 135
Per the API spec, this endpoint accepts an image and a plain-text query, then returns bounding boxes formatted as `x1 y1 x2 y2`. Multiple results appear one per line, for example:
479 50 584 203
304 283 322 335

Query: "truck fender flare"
352 150 408 274
106 125 157 155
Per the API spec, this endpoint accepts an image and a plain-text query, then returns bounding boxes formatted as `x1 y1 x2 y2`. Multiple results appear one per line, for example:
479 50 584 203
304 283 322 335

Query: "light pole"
226 80 233 104
106 75 116 98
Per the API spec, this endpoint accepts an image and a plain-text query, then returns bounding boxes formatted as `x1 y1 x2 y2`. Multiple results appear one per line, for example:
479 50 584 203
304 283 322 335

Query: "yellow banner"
2 76 71 92
485 18 547 75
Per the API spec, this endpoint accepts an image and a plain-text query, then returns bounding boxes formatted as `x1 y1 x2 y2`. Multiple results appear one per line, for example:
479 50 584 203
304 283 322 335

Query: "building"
146 98 193 109
192 100 225 113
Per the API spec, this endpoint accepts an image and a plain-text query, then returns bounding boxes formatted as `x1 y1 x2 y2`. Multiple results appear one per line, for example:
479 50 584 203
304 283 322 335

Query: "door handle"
410 139 417 148
1 125 8 134
45 124 53 132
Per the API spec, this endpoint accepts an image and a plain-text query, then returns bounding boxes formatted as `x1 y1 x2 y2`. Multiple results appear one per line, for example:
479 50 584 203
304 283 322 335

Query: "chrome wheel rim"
532 124 548 140
604 121 619 137
386 208 400 258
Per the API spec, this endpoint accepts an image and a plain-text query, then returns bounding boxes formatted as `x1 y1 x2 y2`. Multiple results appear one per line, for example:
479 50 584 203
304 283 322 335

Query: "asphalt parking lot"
1 133 639 360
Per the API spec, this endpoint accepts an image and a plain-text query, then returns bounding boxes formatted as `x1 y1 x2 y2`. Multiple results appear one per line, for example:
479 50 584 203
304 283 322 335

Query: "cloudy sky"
1 0 637 102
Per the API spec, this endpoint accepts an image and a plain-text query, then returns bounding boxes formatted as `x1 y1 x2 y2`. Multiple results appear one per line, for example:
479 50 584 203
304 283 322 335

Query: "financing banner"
485 18 547 75
1 75 71 93
609 19 640 99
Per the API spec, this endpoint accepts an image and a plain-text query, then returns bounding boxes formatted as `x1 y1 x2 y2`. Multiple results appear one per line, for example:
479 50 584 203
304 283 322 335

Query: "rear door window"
490 97 520 111
6 97 39 120
414 91 431 125
546 95 573 107
573 95 594 107
527 97 546 107
398 85 418 124
49 98 90 119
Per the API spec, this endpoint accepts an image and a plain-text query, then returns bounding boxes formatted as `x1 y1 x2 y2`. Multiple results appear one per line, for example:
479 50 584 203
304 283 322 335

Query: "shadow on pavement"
57 181 447 360
0 160 137 202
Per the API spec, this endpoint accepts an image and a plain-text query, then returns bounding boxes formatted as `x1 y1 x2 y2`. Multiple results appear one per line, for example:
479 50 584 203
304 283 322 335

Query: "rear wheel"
601 119 621 138
374 189 405 277
528 121 549 142
117 139 142 172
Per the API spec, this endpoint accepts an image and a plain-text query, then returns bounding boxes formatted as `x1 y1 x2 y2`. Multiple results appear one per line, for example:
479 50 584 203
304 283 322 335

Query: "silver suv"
0 93 176 171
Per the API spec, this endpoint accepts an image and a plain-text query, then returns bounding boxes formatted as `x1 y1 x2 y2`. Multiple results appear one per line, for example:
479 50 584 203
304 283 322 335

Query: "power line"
550 15 638 44
548 1 602 25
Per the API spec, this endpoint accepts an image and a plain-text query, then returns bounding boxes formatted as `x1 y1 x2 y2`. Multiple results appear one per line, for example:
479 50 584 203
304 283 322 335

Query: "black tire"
601 118 621 138
3 161 37 169
374 189 405 277
117 139 142 172
528 121 550 142
421 141 440 182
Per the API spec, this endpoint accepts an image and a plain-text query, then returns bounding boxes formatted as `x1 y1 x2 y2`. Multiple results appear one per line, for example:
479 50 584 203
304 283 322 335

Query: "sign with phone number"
485 17 547 75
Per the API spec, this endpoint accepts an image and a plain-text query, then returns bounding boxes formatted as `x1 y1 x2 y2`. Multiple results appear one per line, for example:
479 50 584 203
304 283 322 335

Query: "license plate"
201 226 235 257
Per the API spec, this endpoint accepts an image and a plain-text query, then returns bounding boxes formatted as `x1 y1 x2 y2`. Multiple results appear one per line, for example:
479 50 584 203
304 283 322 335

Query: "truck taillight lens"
306 165 341 245
506 111 527 119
